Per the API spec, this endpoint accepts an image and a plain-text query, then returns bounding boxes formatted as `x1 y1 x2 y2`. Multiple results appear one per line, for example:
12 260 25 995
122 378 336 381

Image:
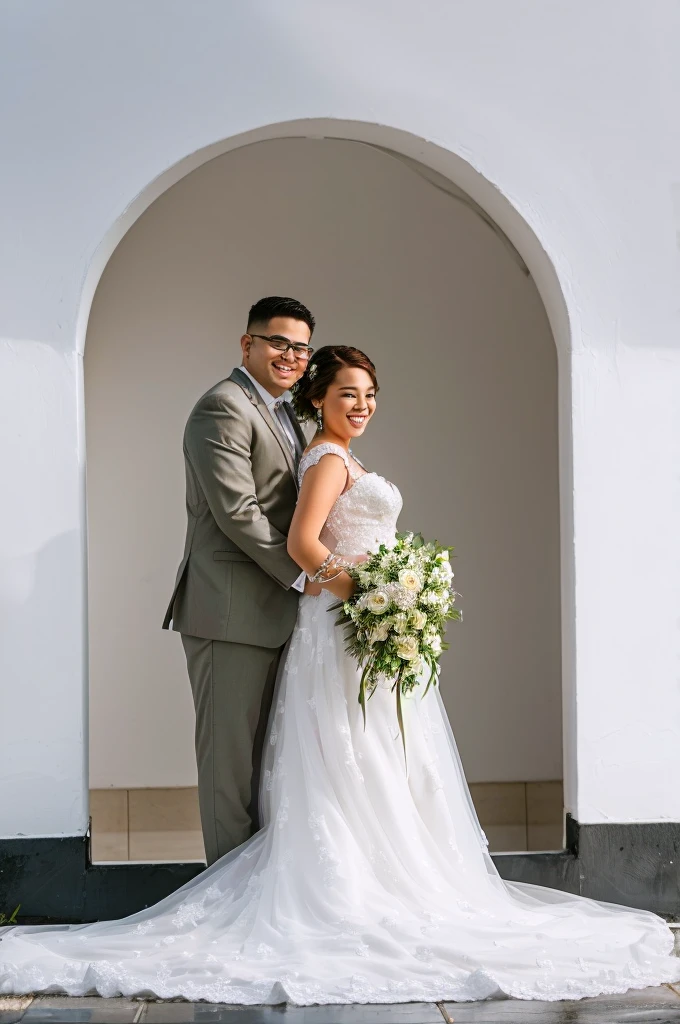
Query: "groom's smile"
271 360 296 382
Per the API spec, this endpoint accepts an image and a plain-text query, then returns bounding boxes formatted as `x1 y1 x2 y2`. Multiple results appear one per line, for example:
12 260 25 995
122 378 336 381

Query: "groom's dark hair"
247 296 315 335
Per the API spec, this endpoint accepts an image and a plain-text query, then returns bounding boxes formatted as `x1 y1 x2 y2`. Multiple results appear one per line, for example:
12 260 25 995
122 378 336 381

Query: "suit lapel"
228 368 299 486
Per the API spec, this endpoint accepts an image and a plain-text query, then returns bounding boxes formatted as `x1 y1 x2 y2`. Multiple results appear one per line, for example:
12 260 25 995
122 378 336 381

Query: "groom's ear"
240 334 252 360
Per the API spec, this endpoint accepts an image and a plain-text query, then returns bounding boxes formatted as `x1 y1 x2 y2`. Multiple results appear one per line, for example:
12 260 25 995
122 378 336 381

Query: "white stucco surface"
1 0 679 836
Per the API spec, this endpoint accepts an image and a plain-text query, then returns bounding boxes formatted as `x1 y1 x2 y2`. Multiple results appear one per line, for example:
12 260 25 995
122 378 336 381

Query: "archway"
81 125 572 864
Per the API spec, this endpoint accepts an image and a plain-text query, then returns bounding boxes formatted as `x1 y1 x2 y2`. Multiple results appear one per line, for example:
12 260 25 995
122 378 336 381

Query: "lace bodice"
297 442 402 556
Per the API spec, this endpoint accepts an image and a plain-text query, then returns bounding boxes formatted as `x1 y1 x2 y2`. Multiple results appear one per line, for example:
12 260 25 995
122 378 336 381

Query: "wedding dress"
1 441 679 1006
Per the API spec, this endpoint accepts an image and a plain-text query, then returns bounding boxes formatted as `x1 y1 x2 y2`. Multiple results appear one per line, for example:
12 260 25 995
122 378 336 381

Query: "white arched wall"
0 118 576 841
4 0 679 843
0 117 577 839
84 135 562 789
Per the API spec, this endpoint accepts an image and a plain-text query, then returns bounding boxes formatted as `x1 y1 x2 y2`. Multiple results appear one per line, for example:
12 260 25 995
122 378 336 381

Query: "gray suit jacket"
162 367 307 648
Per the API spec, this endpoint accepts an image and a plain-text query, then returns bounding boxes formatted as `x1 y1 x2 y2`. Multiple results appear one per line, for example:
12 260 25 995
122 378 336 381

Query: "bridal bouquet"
334 532 461 751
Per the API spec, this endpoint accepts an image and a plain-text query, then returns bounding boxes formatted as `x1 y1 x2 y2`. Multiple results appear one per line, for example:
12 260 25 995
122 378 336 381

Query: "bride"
1 345 679 1006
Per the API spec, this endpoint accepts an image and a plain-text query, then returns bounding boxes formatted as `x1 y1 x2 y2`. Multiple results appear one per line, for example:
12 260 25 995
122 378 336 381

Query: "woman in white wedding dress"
1 345 679 1006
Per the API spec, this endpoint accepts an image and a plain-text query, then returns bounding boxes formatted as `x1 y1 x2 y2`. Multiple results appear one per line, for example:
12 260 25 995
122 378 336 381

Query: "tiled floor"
2 986 680 1023
89 781 564 863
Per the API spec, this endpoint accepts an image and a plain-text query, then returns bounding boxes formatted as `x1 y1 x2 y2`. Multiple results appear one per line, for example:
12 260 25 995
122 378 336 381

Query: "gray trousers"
181 634 285 866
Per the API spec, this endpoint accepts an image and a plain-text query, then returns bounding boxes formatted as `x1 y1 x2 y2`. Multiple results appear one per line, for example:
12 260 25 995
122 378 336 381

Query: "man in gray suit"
163 296 316 865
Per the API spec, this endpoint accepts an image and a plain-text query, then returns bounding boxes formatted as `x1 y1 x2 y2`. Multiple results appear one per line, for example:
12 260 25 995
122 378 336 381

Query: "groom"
162 296 315 865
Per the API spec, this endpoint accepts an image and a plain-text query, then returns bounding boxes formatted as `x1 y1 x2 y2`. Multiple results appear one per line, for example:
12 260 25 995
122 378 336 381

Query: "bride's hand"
323 554 367 600
323 571 357 602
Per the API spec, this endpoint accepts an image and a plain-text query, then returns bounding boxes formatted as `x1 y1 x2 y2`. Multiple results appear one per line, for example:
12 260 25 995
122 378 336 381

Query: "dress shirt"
238 366 307 593
239 367 301 457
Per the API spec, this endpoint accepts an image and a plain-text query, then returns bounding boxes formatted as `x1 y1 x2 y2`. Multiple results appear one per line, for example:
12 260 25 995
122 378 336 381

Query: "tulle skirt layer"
1 591 679 1004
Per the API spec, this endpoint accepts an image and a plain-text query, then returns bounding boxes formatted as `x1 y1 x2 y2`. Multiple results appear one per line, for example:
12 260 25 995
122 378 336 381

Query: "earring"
316 406 323 430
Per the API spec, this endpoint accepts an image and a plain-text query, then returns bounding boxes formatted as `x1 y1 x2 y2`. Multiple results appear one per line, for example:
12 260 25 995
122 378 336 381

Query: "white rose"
398 568 423 592
393 612 409 635
366 590 390 615
395 635 419 661
410 609 427 630
369 622 390 644
428 634 442 654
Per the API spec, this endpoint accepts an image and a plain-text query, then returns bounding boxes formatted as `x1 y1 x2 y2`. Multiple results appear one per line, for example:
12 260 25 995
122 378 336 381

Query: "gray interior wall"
84 137 561 788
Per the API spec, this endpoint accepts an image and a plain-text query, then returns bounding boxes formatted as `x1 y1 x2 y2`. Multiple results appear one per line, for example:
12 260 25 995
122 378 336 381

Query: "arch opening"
80 123 574 862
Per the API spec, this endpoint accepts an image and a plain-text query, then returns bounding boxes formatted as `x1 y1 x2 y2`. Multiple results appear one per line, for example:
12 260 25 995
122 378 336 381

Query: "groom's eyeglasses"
248 334 314 360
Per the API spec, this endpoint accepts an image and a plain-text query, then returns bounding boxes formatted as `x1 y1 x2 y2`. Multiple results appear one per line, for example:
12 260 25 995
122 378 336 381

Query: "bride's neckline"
300 441 377 498
334 469 382 502
301 440 367 470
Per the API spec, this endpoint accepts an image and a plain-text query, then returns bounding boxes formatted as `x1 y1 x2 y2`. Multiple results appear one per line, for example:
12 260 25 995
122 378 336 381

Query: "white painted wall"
85 137 561 789
1 0 679 836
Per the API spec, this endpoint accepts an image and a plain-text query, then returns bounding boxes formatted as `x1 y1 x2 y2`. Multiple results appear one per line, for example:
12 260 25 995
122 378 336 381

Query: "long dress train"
1 442 679 1004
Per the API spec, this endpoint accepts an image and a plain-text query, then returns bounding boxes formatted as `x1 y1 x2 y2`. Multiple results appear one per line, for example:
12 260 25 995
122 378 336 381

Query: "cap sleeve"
297 442 350 486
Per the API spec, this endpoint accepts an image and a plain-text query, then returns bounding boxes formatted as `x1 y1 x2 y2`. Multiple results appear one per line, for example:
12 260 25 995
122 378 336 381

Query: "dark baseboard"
0 834 204 925
495 814 680 920
1 815 679 925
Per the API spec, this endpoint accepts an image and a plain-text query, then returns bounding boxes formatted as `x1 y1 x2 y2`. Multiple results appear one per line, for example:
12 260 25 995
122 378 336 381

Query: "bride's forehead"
330 367 375 390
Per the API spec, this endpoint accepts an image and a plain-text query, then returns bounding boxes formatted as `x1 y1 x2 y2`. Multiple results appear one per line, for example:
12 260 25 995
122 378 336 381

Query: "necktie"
273 400 302 460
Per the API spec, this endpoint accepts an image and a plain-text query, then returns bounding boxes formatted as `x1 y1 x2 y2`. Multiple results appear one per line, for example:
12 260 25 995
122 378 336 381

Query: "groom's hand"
303 579 323 596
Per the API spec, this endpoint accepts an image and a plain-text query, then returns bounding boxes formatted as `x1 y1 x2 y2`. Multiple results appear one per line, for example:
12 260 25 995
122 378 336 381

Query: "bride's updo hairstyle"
291 345 379 422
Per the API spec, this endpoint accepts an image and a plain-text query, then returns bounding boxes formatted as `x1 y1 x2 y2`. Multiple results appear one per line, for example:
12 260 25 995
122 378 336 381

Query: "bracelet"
307 552 335 583
312 569 341 584
308 554 354 583
321 562 354 584
309 562 346 583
